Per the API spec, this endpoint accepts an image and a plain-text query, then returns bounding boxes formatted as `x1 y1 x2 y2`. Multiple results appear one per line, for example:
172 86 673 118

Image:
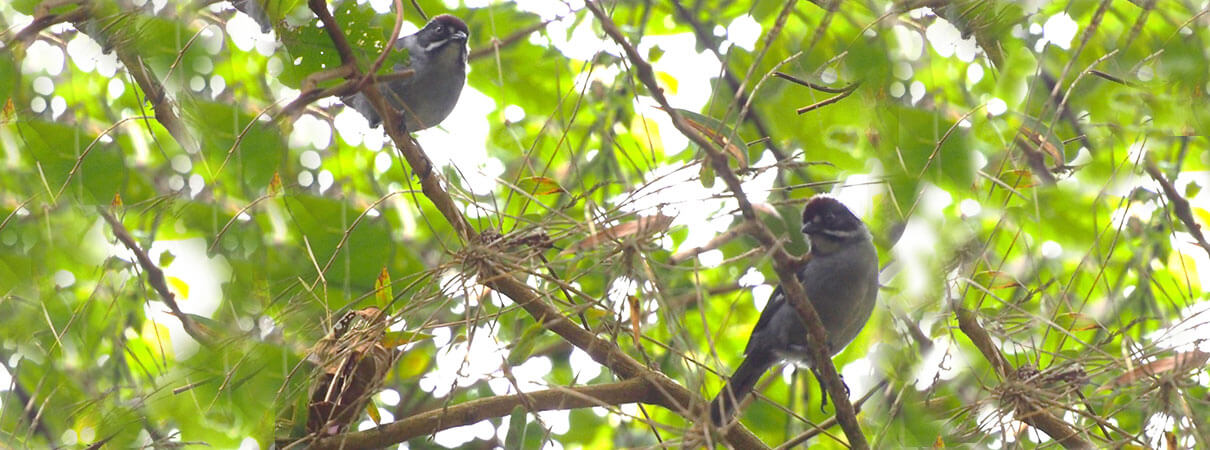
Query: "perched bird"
307 307 393 435
709 195 879 425
342 14 469 132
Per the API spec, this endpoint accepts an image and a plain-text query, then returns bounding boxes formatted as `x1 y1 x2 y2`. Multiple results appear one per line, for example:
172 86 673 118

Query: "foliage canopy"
1 0 1209 448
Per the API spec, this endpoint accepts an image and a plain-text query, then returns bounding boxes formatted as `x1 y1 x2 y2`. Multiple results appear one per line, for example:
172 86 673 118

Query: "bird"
306 307 394 436
709 195 879 425
341 14 469 132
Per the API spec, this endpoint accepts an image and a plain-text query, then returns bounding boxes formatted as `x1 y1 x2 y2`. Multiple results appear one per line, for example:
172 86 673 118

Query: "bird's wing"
743 261 810 355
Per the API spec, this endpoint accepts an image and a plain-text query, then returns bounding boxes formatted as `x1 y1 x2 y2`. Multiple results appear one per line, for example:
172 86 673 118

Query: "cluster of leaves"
1 0 1208 448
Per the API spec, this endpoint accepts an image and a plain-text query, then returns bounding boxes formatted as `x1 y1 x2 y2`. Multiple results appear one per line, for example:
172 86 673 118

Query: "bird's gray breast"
801 240 878 353
387 51 466 130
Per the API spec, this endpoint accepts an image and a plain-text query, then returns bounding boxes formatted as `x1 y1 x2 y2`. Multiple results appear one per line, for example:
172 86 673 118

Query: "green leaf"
505 406 527 449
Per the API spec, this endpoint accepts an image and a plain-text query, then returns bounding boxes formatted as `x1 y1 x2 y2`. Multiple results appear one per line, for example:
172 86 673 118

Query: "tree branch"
468 17 559 62
57 8 201 153
1144 160 1210 260
302 1 766 447
313 378 664 449
99 209 213 346
955 307 1091 448
584 2 868 447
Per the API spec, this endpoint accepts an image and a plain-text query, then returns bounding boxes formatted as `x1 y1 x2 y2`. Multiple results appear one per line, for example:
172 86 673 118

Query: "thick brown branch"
303 2 765 448
584 2 868 447
312 378 660 449
10 1 89 45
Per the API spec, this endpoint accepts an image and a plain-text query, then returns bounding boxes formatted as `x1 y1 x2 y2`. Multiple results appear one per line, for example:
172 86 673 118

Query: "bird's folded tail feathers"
341 93 382 128
709 351 777 426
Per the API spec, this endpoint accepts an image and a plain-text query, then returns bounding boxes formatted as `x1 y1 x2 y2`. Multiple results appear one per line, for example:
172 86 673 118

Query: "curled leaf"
662 107 748 170
627 295 641 343
1102 350 1210 390
375 266 392 306
382 330 434 348
518 176 566 195
564 214 675 254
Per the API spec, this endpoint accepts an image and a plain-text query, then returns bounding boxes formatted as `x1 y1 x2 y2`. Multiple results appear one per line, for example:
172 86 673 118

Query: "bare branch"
955 307 1091 449
312 378 659 449
583 2 868 447
1145 160 1210 260
99 209 213 346
301 1 766 447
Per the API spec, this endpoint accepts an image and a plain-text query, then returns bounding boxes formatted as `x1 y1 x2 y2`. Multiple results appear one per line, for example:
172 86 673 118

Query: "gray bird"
342 14 468 132
709 195 879 425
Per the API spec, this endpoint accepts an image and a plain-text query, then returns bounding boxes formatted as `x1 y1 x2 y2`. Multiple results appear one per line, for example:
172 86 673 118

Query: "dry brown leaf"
1102 350 1210 391
627 295 641 343
565 214 674 253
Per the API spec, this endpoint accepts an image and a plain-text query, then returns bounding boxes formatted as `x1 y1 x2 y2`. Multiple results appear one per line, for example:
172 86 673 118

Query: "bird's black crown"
800 195 863 238
428 14 469 39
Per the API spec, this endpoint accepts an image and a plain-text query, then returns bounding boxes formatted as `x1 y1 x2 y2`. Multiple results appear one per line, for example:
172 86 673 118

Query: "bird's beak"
801 222 818 235
451 30 468 42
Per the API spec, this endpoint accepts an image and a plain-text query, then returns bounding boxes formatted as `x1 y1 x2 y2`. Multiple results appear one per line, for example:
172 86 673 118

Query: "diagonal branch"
57 7 200 153
584 1 869 447
9 0 90 45
1144 160 1210 260
468 17 560 62
302 1 766 448
955 307 1091 448
100 209 213 346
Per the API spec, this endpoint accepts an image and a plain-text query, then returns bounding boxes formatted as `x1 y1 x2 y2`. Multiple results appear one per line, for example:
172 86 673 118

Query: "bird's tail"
340 93 382 128
709 351 776 425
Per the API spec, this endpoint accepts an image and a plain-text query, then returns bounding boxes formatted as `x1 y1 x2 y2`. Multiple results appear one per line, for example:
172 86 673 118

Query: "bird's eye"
434 25 444 33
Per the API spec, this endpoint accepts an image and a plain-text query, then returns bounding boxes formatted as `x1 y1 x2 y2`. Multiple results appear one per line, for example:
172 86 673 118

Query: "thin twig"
795 81 861 114
300 1 769 448
773 71 854 93
1144 161 1210 260
584 2 869 448
99 209 213 346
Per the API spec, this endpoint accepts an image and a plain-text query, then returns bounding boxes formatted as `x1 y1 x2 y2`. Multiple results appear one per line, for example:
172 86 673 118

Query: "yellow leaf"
1193 207 1210 230
584 308 609 321
167 276 190 300
517 176 566 195
0 98 13 124
268 172 283 196
111 192 123 209
1167 250 1201 292
655 71 678 95
396 349 429 379
375 266 392 306
630 115 663 154
973 270 1019 289
141 321 174 359
366 401 381 425
382 330 434 347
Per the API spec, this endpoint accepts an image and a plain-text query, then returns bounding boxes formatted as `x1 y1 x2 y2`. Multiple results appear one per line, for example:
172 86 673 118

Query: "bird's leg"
810 367 829 413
